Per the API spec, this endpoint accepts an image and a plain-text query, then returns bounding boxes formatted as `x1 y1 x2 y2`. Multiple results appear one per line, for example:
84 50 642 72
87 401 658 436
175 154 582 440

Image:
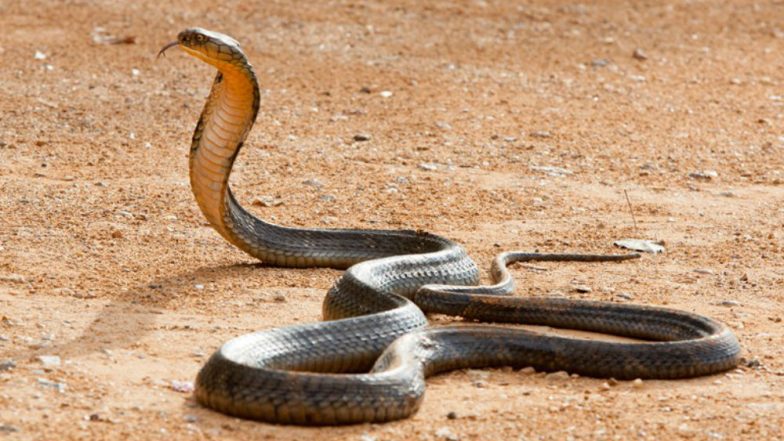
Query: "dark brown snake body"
159 28 741 425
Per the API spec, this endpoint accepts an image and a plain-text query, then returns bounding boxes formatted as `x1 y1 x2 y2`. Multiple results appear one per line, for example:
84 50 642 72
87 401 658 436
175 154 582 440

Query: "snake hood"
159 28 246 68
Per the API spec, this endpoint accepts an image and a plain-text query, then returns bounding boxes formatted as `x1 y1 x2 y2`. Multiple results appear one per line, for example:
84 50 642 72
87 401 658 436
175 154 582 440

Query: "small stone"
632 378 644 389
379 90 393 98
37 378 67 392
353 133 371 142
529 130 552 138
616 292 634 300
0 359 16 371
600 382 611 391
302 178 324 188
359 86 372 94
694 268 715 275
608 378 619 386
184 415 198 423
273 293 286 302
689 170 718 180
359 433 377 441
573 285 592 293
320 194 336 202
591 58 609 67
435 427 460 441
744 358 762 369
546 371 570 381
131 68 140 77
435 121 452 130
0 424 19 433
88 413 104 422
194 284 204 290
446 411 458 420
111 229 123 239
632 48 648 60
418 162 438 171
34 50 47 60
719 300 741 307
0 274 27 283
252 196 283 207
519 366 536 375
37 355 61 368
171 380 194 393
530 165 572 177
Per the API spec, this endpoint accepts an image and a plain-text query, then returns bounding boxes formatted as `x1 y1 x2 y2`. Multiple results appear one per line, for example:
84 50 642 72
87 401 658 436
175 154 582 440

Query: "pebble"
616 292 634 300
184 415 198 423
353 134 371 142
573 285 592 293
689 170 718 180
34 50 47 60
529 130 552 138
719 300 741 307
694 268 715 275
435 120 452 130
519 366 536 375
591 58 609 67
0 424 19 433
435 427 459 441
0 335 8 342
320 194 336 202
170 380 194 393
632 48 648 60
546 371 570 381
632 378 644 389
0 359 15 371
744 358 762 369
418 162 438 171
359 433 377 441
530 165 572 177
0 274 27 283
302 178 324 188
37 378 67 392
446 411 458 420
252 196 283 207
194 284 204 290
600 382 611 391
37 355 61 368
379 90 393 98
273 293 286 302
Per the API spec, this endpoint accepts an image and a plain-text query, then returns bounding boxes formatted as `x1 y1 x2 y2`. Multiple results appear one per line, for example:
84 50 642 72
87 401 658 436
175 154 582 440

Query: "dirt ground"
1 0 783 440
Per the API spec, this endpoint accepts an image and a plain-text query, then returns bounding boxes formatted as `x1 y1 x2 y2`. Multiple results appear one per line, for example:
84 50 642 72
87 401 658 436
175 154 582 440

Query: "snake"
158 28 741 425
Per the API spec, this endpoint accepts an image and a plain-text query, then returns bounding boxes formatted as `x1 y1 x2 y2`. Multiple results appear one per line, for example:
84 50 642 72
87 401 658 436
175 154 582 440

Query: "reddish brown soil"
1 1 783 440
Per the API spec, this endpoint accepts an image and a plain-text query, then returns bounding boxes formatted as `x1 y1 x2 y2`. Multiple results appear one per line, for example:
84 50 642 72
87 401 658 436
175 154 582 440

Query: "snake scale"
159 28 741 425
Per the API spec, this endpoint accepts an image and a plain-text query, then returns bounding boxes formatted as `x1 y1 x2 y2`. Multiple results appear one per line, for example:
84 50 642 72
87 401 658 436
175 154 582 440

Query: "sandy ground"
1 0 783 440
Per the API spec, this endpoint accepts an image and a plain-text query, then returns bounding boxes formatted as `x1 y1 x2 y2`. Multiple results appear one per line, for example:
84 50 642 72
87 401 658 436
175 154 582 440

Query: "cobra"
159 28 740 425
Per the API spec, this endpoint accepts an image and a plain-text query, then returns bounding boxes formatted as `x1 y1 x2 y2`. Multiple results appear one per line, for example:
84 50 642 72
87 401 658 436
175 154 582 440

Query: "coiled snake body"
159 28 740 425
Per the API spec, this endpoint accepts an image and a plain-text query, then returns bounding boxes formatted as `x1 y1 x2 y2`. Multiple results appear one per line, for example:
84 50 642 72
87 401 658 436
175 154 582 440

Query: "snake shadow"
6 262 277 361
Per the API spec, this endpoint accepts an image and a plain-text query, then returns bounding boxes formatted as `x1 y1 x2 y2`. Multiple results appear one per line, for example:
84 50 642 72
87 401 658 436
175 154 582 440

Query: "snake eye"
195 34 206 43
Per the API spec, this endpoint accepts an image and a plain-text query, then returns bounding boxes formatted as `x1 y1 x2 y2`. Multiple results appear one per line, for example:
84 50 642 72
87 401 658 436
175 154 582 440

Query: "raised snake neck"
163 28 741 425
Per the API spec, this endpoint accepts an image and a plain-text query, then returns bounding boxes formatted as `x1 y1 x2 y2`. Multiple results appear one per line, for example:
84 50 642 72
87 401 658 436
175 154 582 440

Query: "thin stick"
624 189 638 234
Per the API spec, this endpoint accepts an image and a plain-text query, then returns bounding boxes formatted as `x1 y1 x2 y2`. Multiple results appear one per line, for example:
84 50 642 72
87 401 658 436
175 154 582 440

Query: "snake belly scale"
159 28 741 425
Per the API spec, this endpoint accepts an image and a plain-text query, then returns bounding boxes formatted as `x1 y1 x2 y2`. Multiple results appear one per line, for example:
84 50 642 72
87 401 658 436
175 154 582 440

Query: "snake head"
158 28 245 67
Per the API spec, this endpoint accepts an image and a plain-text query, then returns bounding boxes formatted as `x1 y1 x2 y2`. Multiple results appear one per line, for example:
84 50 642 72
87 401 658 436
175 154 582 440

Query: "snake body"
160 28 741 425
